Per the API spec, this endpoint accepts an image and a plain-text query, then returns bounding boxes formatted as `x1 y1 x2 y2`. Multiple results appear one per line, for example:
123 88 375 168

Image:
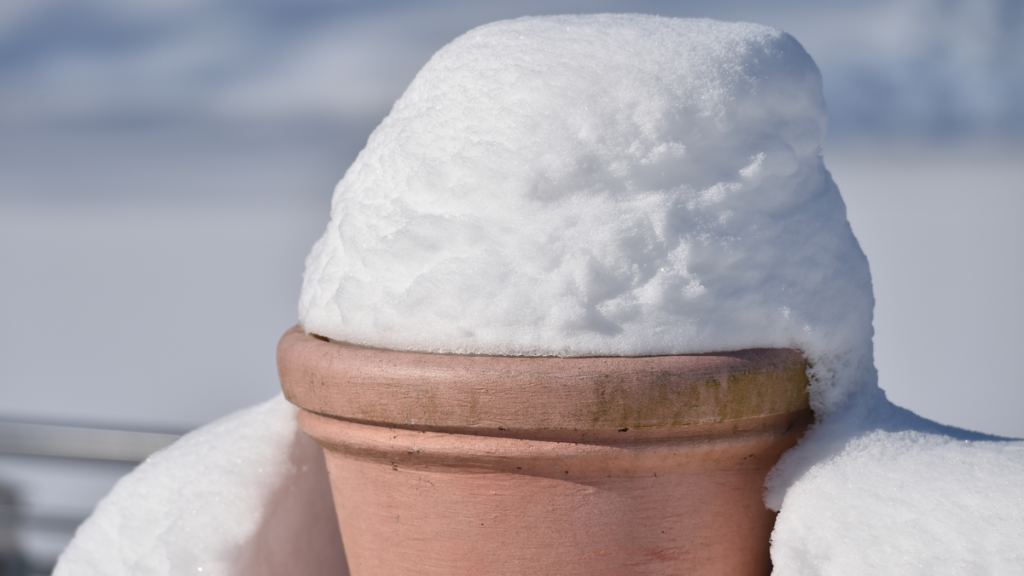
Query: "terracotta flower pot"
278 325 811 576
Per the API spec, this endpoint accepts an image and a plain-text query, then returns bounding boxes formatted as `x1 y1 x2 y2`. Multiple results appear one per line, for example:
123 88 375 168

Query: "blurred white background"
1 0 1022 571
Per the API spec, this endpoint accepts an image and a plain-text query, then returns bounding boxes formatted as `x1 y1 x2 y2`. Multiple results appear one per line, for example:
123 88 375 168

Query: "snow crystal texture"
300 15 875 415
767 387 1024 574
53 396 345 576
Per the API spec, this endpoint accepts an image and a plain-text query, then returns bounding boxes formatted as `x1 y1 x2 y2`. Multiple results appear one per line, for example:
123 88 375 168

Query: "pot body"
278 326 812 576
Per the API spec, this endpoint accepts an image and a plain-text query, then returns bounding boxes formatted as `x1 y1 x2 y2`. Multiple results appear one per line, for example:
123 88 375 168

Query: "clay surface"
279 325 809 432
278 326 812 575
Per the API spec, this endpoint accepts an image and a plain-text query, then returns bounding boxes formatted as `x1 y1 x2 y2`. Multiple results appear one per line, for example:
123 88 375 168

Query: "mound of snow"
300 14 875 415
767 388 1023 574
53 396 344 576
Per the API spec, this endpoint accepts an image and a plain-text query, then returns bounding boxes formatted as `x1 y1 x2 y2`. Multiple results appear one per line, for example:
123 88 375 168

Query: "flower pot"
278 325 811 576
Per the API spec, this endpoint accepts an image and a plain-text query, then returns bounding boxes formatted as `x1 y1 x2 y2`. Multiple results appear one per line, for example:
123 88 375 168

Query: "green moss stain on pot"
585 357 809 430
586 374 706 429
717 359 810 424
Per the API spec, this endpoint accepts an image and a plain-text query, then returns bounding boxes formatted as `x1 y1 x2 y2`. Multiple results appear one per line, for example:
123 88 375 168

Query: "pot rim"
278 325 809 432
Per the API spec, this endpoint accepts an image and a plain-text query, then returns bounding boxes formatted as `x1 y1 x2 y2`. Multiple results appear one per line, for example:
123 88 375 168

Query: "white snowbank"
53 396 344 576
768 388 1024 574
55 14 1023 576
300 14 875 415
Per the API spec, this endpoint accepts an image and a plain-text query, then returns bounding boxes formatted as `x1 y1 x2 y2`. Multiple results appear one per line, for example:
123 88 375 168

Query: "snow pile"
300 15 875 415
768 388 1024 574
55 15 1023 576
774 435 1024 573
53 396 344 576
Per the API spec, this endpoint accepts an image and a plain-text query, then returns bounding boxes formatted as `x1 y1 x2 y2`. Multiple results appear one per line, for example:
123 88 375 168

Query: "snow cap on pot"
299 14 876 416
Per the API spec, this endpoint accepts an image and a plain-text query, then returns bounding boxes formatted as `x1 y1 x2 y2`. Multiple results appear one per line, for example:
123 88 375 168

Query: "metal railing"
0 419 183 576
0 421 180 463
